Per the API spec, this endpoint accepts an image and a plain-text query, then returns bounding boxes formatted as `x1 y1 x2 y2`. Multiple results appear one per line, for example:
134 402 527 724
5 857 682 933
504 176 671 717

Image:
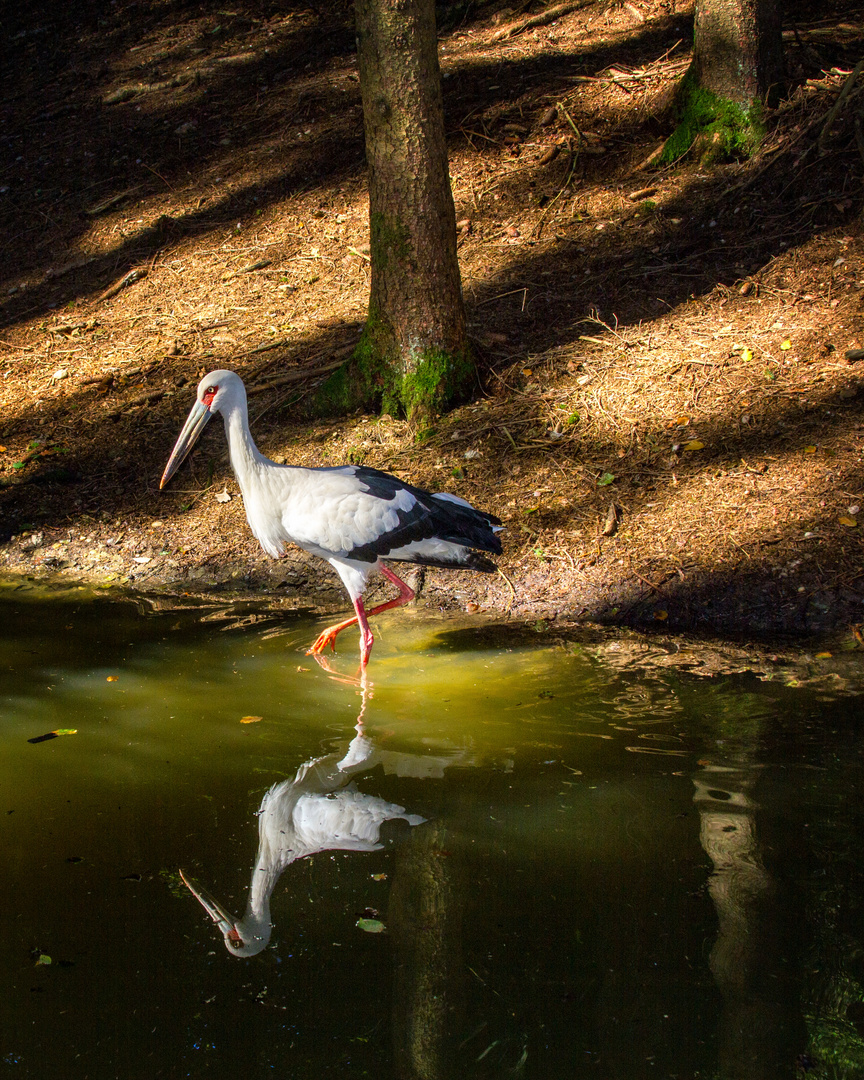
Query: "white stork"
160 369 502 664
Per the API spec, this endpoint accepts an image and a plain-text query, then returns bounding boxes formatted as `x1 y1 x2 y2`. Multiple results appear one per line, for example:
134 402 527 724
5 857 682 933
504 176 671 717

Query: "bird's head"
159 369 244 489
179 868 271 958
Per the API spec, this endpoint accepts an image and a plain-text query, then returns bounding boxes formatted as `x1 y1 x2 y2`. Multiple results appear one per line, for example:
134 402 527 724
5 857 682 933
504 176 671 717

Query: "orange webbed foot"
306 629 339 656
306 615 357 656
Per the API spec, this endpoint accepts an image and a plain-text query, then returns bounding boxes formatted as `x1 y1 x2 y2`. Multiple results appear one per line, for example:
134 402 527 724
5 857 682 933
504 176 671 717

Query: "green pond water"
2 582 864 1079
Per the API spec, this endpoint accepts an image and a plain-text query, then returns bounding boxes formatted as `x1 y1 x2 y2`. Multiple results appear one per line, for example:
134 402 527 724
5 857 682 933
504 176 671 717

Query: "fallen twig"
84 187 140 217
247 358 346 395
496 565 517 613
818 57 864 154
222 258 273 280
492 0 594 40
97 268 147 303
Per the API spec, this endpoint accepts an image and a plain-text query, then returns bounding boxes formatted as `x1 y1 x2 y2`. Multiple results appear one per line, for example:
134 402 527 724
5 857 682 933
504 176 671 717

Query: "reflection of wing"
291 789 425 856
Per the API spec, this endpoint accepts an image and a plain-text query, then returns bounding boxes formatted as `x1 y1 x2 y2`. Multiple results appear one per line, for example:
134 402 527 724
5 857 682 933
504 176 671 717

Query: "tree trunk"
316 0 472 421
693 0 784 106
661 0 784 164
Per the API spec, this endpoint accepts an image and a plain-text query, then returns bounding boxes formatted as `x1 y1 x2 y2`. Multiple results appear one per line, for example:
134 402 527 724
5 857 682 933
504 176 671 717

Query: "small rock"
602 503 620 537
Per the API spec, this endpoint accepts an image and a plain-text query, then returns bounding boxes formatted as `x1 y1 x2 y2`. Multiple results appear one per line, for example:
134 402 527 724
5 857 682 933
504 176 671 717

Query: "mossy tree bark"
316 0 472 421
661 0 784 164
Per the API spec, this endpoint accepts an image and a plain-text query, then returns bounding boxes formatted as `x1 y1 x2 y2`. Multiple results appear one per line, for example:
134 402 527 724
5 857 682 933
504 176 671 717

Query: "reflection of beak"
179 869 242 946
160 401 212 489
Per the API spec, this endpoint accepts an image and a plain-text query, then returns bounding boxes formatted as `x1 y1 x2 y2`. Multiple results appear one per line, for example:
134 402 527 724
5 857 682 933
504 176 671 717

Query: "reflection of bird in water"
182 728 427 957
160 369 502 665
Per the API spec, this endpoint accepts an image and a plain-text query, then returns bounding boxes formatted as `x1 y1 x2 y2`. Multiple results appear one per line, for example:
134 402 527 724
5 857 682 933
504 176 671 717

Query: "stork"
160 369 502 665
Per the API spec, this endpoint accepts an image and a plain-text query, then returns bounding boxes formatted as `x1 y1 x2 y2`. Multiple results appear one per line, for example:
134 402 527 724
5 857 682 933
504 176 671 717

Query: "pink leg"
306 565 415 664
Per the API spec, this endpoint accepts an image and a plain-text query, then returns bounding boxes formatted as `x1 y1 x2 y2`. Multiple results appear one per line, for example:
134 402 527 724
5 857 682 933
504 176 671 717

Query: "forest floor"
1 0 864 650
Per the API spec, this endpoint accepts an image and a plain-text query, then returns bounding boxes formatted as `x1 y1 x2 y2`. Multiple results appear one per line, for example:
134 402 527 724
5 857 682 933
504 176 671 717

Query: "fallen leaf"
371 873 387 881
106 675 118 682
815 652 833 659
804 446 817 454
780 339 792 350
839 516 858 528
356 918 386 934
741 347 754 362
28 729 77 743
35 954 52 966
522 368 533 376
240 715 263 724
597 472 615 486
654 610 668 621
214 489 232 503
0 446 6 452
683 440 705 451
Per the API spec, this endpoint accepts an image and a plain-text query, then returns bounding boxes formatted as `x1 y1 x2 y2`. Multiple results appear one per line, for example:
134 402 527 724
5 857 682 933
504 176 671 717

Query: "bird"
160 369 502 665
181 730 426 957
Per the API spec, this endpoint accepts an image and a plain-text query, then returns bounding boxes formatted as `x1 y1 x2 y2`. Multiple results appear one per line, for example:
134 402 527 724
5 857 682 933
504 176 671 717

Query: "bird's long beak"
160 400 212 489
179 869 242 945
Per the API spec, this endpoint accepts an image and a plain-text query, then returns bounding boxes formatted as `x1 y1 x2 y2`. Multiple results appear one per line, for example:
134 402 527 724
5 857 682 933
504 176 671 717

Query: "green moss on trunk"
661 72 766 165
398 348 474 418
309 315 474 421
370 210 412 270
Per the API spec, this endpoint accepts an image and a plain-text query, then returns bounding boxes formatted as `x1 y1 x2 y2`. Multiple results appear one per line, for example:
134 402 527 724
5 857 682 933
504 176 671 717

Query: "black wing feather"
335 466 501 566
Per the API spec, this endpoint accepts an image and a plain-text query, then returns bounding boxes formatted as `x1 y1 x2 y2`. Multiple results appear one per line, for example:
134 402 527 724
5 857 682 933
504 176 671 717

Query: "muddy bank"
3 520 863 645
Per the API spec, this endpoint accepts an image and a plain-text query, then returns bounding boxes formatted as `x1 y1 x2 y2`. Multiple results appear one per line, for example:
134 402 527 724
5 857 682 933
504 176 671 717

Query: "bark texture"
323 0 471 419
692 0 784 105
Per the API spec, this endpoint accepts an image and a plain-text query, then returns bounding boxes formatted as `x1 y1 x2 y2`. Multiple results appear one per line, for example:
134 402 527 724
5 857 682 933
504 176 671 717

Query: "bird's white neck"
221 397 270 495
238 889 273 949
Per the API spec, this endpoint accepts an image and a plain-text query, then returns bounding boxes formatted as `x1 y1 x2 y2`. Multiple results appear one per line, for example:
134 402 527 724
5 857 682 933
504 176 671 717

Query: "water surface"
1 582 864 1078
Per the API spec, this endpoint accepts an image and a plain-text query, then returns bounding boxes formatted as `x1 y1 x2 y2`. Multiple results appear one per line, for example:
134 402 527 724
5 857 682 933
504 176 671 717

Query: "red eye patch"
202 386 218 407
